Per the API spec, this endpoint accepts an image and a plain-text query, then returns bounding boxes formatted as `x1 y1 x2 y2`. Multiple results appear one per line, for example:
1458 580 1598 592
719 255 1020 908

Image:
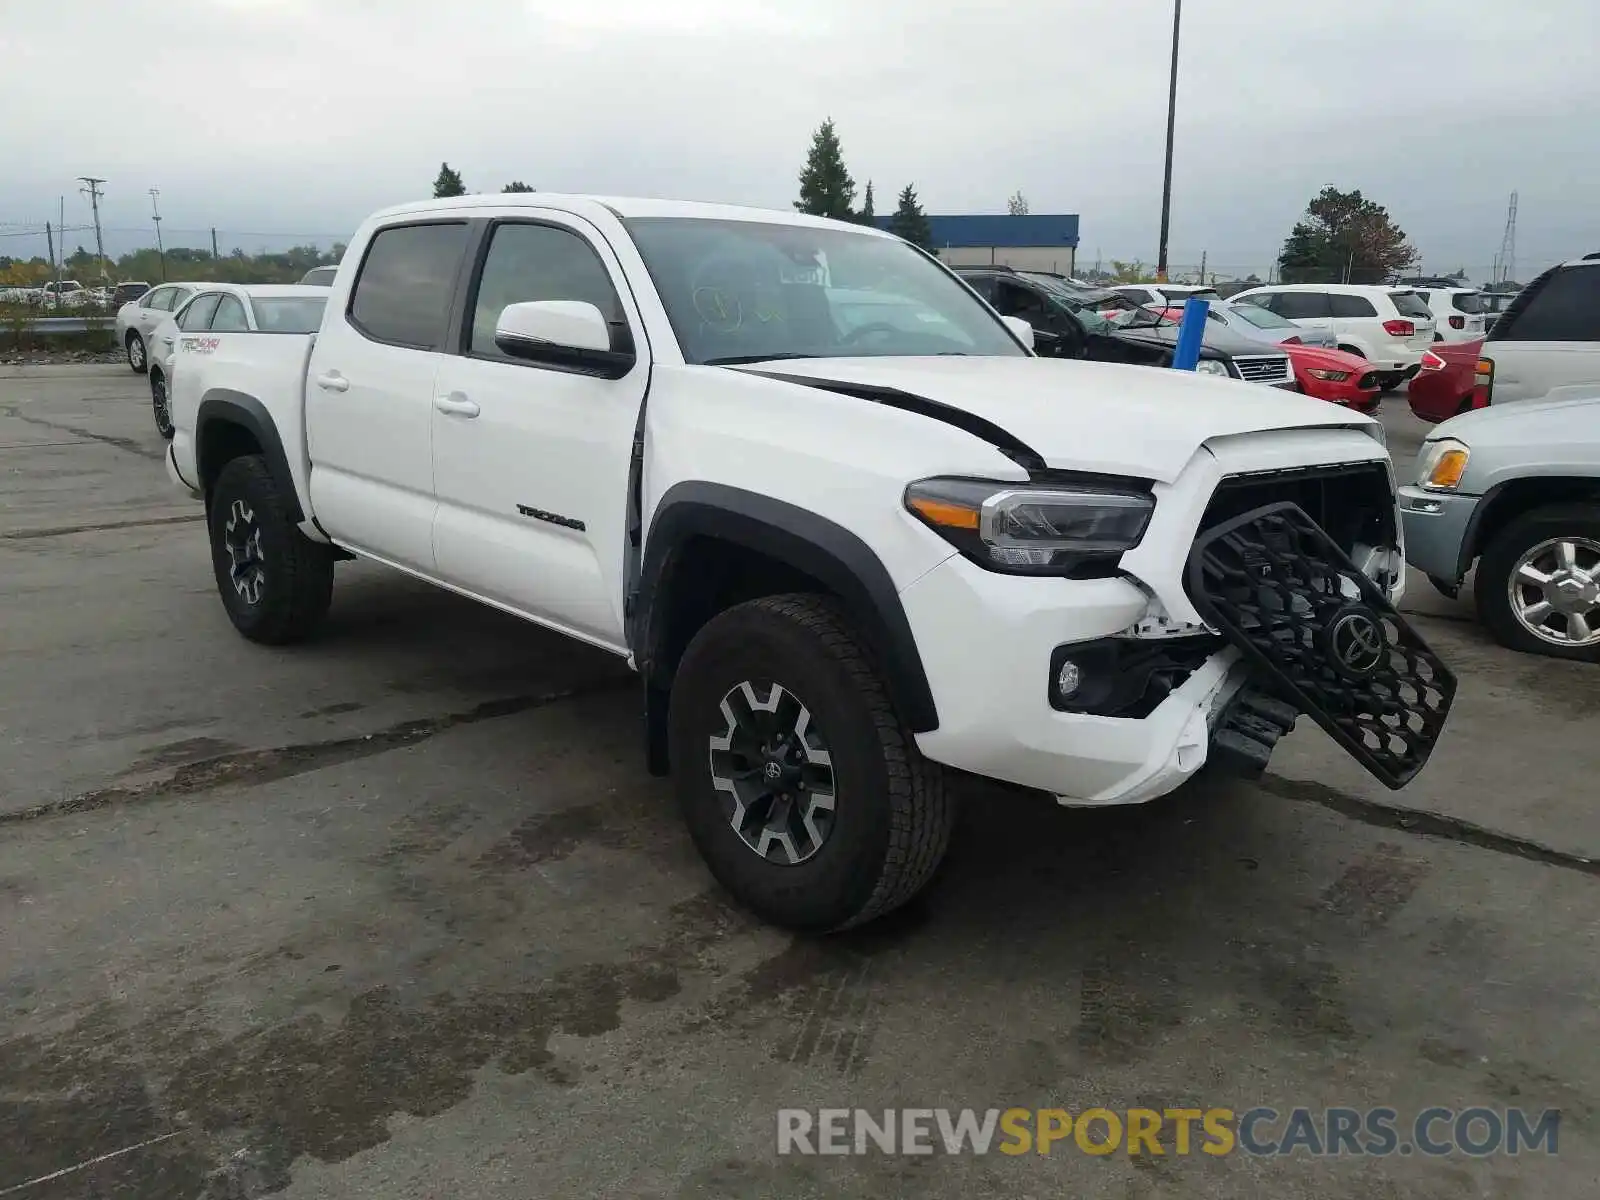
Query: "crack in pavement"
2 513 205 540
0 402 165 461
0 677 636 827
1259 772 1599 877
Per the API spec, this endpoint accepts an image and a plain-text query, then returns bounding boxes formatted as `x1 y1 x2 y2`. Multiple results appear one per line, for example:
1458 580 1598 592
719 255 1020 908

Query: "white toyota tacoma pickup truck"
165 193 1456 931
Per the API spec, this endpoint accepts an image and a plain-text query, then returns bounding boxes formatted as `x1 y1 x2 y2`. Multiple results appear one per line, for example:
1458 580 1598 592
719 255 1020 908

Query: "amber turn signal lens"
1425 449 1469 490
906 496 979 530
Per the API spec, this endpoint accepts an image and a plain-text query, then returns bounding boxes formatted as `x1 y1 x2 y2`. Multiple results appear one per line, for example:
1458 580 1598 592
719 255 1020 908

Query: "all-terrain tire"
1474 503 1600 662
668 594 954 932
208 455 334 645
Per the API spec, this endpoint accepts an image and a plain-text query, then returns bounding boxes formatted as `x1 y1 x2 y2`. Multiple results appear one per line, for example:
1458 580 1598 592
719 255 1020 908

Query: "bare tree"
1007 191 1030 217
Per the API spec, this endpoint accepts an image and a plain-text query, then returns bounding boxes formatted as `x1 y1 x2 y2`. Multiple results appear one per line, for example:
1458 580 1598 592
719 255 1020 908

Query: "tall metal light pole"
149 188 166 281
1155 0 1182 283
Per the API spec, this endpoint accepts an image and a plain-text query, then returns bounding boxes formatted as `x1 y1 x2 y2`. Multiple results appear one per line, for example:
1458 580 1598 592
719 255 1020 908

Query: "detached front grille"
1185 502 1455 788
1233 354 1293 385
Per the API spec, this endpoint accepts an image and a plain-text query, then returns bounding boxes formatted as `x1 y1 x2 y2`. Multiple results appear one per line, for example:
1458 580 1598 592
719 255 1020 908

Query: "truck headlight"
1194 359 1229 377
1416 438 1470 491
905 477 1154 575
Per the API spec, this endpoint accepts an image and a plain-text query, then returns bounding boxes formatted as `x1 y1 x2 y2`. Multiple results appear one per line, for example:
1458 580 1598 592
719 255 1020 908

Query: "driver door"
993 281 1076 357
430 212 649 651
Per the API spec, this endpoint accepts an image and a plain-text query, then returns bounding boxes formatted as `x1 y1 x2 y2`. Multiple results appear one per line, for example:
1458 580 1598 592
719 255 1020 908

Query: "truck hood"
1433 389 1600 444
731 355 1376 482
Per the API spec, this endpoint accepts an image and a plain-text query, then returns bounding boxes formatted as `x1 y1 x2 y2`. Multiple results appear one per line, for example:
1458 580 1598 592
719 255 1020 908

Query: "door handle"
315 372 349 393
434 392 480 418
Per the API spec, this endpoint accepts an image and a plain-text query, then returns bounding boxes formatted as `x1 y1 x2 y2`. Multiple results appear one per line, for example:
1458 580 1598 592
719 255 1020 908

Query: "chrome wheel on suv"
1507 537 1600 648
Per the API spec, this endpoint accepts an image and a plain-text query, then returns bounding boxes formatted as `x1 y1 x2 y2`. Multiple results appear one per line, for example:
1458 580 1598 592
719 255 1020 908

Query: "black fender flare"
634 482 940 733
195 389 303 524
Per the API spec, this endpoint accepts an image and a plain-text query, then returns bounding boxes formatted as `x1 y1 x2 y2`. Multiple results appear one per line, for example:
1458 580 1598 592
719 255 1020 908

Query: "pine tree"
432 162 466 198
888 184 932 250
794 119 856 220
502 181 536 193
860 180 876 224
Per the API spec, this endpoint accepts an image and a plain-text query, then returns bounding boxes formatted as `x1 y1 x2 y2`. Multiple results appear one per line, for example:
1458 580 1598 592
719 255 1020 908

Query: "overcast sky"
5 0 1596 279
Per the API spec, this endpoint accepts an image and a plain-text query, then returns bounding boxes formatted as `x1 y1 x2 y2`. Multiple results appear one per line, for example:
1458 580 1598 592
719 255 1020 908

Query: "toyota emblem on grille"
1329 608 1386 676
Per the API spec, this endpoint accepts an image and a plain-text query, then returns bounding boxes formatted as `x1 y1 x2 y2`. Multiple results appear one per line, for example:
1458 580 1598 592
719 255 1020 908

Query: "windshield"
622 217 1025 364
1229 303 1294 331
250 296 327 333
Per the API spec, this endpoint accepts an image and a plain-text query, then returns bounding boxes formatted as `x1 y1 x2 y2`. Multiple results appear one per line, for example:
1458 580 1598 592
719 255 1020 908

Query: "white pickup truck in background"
164 193 1456 932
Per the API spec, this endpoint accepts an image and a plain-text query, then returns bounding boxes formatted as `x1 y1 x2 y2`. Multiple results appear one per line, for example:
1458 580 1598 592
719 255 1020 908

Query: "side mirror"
1001 314 1035 350
494 300 635 379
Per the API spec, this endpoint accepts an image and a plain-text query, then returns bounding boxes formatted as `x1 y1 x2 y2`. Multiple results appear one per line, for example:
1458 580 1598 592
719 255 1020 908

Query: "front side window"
211 295 249 331
468 222 624 359
177 294 222 331
349 221 469 350
624 217 1025 364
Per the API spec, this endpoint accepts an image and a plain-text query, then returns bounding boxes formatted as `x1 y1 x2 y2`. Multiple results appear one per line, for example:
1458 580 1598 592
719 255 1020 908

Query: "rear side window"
1450 292 1484 313
1329 294 1377 318
1495 268 1600 341
1276 291 1331 319
1387 291 1432 319
177 294 221 331
349 221 469 350
467 222 623 358
146 287 175 311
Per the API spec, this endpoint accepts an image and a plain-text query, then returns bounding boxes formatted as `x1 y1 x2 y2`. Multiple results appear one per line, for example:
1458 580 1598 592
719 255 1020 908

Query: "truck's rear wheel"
668 594 953 932
208 455 333 645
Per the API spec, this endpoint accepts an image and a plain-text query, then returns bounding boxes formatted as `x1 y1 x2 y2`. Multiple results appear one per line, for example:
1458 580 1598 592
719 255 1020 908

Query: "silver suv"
1401 387 1600 660
1482 255 1600 403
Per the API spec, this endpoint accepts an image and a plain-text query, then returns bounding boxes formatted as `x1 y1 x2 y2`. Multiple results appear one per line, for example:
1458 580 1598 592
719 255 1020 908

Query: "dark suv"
957 267 1294 388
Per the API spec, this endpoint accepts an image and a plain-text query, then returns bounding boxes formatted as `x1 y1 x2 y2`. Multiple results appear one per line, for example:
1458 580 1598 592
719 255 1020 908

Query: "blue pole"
1170 296 1210 371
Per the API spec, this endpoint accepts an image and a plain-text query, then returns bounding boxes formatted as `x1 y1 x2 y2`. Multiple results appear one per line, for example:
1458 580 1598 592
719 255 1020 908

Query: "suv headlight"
1194 359 1230 377
1416 438 1470 491
905 477 1154 575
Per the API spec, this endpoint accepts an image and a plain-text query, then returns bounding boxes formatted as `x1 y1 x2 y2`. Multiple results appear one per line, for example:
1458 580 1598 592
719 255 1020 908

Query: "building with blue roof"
874 213 1080 274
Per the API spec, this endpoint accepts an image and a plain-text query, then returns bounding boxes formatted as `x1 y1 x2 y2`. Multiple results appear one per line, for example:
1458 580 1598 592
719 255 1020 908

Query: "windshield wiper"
704 352 820 366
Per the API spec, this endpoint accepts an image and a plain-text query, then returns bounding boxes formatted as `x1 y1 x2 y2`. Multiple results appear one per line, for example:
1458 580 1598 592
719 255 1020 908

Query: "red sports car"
1407 337 1492 423
1282 344 1381 411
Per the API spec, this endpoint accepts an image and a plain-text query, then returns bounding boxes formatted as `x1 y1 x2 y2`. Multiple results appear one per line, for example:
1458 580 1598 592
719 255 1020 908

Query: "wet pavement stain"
476 803 630 870
1075 947 1187 1066
1319 842 1431 932
0 891 747 1197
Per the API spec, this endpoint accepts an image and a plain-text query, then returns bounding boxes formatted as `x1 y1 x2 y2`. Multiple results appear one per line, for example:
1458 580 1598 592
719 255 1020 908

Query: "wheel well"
197 419 264 496
1469 477 1600 561
651 536 835 682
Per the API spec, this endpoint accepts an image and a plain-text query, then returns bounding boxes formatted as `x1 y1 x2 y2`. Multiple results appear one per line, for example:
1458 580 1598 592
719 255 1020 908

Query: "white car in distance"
1410 287 1487 344
115 282 204 373
1229 283 1436 388
147 283 327 439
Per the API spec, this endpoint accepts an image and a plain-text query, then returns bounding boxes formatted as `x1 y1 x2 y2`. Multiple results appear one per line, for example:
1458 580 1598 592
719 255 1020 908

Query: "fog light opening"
1055 658 1082 702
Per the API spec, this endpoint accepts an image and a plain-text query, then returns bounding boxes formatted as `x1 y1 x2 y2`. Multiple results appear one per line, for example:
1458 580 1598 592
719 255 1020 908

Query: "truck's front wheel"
668 594 954 932
208 455 334 645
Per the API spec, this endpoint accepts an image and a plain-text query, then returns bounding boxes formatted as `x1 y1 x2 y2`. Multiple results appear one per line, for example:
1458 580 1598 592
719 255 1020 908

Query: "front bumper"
900 555 1250 805
1399 485 1481 585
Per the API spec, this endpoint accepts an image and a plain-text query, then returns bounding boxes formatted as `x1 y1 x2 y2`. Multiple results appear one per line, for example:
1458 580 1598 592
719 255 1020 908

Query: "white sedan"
114 282 204 374
148 284 328 438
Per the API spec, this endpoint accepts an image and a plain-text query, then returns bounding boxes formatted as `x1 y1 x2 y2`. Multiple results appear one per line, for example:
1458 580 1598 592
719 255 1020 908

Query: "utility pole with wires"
149 188 166 281
77 177 107 282
1155 0 1182 283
